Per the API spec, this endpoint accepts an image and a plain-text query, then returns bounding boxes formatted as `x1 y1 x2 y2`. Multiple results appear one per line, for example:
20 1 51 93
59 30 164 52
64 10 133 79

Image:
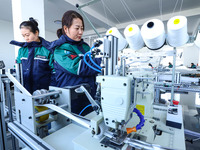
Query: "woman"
10 18 54 94
168 62 173 68
191 63 197 69
51 10 101 115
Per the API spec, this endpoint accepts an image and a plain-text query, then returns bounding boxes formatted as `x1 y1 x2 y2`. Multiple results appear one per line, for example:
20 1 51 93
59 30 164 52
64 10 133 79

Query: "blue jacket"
50 35 101 97
10 37 54 94
191 64 196 68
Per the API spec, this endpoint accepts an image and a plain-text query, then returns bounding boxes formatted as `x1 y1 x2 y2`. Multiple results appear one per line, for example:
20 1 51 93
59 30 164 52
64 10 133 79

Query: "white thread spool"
124 24 144 50
141 19 166 50
106 27 128 51
167 16 189 47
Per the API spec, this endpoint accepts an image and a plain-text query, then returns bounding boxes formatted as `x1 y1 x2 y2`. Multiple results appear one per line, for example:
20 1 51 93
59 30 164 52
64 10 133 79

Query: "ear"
35 30 39 37
63 25 68 35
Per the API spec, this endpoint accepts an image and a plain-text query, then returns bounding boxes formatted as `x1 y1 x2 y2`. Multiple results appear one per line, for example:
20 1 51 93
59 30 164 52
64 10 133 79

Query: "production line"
1 2 200 149
1 31 200 149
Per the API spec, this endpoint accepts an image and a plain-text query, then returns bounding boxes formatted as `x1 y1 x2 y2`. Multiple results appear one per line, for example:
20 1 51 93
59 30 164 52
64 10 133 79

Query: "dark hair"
20 17 39 34
57 10 84 38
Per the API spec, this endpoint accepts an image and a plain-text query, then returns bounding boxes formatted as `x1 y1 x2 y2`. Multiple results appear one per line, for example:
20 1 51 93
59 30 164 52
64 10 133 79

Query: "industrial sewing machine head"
85 35 147 149
96 75 135 146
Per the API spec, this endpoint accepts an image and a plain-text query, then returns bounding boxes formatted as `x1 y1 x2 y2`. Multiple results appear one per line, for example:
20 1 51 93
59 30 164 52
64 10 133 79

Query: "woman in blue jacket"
51 10 101 115
191 63 197 69
10 18 54 94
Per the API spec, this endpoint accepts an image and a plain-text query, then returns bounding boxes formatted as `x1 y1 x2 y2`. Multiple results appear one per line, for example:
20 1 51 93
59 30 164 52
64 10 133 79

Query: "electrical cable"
88 52 102 70
83 44 102 72
159 0 163 20
179 0 184 13
83 51 101 73
119 0 134 22
90 45 95 50
171 0 179 17
100 0 121 24
100 0 110 29
121 0 137 22
79 104 92 116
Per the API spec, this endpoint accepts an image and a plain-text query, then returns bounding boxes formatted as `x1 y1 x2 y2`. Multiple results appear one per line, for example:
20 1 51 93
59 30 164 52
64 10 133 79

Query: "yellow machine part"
35 106 49 123
136 105 145 115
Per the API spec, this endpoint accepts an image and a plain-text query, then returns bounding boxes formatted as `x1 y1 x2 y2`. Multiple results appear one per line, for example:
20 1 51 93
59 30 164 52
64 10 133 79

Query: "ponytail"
57 28 63 38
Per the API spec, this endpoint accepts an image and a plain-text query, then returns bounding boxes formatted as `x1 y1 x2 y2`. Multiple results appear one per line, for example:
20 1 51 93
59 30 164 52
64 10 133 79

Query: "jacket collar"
10 37 50 49
49 35 89 50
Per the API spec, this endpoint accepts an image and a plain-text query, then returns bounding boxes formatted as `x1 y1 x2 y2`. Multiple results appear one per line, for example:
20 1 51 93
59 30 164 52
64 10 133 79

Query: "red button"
173 100 179 105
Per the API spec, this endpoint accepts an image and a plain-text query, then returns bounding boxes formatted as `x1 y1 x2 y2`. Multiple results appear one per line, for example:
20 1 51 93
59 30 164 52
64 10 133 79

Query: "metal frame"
8 121 55 150
0 73 8 150
170 47 177 105
4 78 17 149
76 0 101 37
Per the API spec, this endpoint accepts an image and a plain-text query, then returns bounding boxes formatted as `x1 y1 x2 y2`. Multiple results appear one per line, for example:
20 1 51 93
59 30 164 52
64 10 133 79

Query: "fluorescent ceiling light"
54 20 61 24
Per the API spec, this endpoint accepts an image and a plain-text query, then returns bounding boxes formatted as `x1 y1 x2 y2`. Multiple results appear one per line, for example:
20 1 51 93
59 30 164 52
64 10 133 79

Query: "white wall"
183 44 200 67
0 20 15 70
45 30 57 42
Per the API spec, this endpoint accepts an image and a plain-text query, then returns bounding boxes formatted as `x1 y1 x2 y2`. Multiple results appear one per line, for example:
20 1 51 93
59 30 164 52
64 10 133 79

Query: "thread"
167 16 189 47
124 24 144 50
141 19 166 50
106 27 128 50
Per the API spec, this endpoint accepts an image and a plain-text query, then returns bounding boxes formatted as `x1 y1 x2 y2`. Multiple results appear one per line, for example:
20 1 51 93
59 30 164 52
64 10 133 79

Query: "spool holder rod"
170 47 177 105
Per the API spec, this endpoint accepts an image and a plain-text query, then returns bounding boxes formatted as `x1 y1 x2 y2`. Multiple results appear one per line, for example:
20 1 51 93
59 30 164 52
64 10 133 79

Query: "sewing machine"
5 35 187 150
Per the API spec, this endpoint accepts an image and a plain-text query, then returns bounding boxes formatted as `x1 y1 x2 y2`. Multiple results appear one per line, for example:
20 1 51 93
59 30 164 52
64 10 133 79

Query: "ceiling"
1 0 200 38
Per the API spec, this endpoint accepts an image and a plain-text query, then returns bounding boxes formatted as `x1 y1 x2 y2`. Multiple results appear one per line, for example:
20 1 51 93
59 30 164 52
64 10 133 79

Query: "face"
21 27 39 42
64 18 84 41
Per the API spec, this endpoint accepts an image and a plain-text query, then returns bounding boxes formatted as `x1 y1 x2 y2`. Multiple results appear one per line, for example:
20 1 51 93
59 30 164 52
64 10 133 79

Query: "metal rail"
76 0 101 37
155 85 200 93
